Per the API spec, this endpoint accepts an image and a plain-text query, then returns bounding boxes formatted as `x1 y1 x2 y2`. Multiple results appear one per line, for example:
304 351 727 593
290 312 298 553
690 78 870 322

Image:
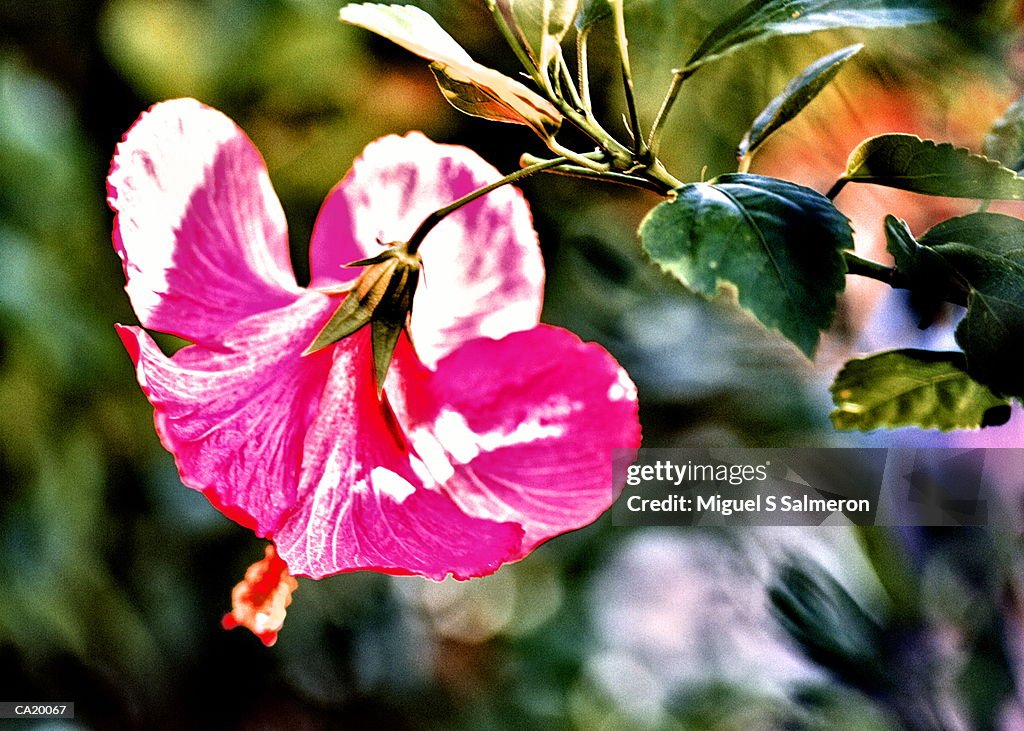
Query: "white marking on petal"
476 419 564 451
371 467 416 503
475 301 539 340
608 370 638 402
434 411 481 464
429 403 576 468
409 430 455 484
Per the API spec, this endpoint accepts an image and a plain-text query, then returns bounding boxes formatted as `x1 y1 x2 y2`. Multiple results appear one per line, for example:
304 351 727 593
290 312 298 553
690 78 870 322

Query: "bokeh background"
4 0 1024 728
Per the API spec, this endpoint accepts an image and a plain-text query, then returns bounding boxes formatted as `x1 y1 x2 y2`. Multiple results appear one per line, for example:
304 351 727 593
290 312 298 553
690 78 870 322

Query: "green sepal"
371 319 404 396
302 246 421 393
303 268 388 355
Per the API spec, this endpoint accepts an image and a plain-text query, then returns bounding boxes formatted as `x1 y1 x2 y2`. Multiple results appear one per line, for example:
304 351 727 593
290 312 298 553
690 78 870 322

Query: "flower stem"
577 25 593 113
826 177 849 201
520 153 665 192
843 251 967 306
613 0 645 157
556 49 586 113
843 251 898 285
406 156 569 255
647 67 694 156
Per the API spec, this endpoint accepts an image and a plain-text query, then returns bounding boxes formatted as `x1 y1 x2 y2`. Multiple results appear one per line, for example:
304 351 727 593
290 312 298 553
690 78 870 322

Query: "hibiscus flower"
108 99 640 640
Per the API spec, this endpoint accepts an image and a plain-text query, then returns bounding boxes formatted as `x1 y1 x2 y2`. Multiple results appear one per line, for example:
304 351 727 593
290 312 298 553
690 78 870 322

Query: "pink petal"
120 302 523 580
117 293 337 535
271 330 524 580
307 132 544 366
108 99 300 344
393 326 641 554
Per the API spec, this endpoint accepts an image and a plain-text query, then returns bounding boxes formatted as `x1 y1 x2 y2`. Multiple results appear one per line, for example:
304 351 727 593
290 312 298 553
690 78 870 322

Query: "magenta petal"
121 297 523 580
307 132 544 366
272 330 524 580
398 326 641 555
117 293 337 535
108 99 300 344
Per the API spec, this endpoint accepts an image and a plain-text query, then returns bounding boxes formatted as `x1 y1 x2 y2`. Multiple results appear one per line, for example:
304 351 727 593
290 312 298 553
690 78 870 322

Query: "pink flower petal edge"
108 98 300 345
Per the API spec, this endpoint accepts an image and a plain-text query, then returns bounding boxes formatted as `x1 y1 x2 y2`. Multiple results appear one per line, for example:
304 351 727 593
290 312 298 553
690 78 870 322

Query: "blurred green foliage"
2 0 1024 728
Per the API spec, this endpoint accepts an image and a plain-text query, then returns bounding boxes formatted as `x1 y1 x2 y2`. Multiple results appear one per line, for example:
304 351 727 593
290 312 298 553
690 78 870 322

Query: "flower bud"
305 245 422 393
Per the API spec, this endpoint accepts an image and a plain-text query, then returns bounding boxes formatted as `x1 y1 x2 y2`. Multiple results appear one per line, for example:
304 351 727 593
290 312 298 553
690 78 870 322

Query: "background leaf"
983 96 1024 172
639 173 852 357
575 0 645 30
575 0 613 29
840 133 1024 198
830 349 1011 431
738 43 863 161
495 0 579 71
685 0 941 72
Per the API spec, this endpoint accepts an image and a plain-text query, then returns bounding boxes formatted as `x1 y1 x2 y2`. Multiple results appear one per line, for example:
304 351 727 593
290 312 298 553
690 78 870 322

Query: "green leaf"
939 244 1024 399
883 215 963 309
685 0 940 73
830 349 1011 431
770 561 886 687
639 173 853 357
984 96 1024 172
839 134 1024 199
340 3 561 136
738 43 862 162
884 216 1024 398
919 211 1024 255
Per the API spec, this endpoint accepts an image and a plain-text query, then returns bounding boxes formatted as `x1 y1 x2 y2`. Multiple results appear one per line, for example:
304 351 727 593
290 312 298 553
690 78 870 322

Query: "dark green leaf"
830 349 1011 431
739 44 862 162
770 561 885 686
639 173 853 357
685 0 940 73
919 211 1024 255
939 244 1024 398
883 215 963 309
984 96 1024 172
884 216 1024 398
840 134 1024 199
